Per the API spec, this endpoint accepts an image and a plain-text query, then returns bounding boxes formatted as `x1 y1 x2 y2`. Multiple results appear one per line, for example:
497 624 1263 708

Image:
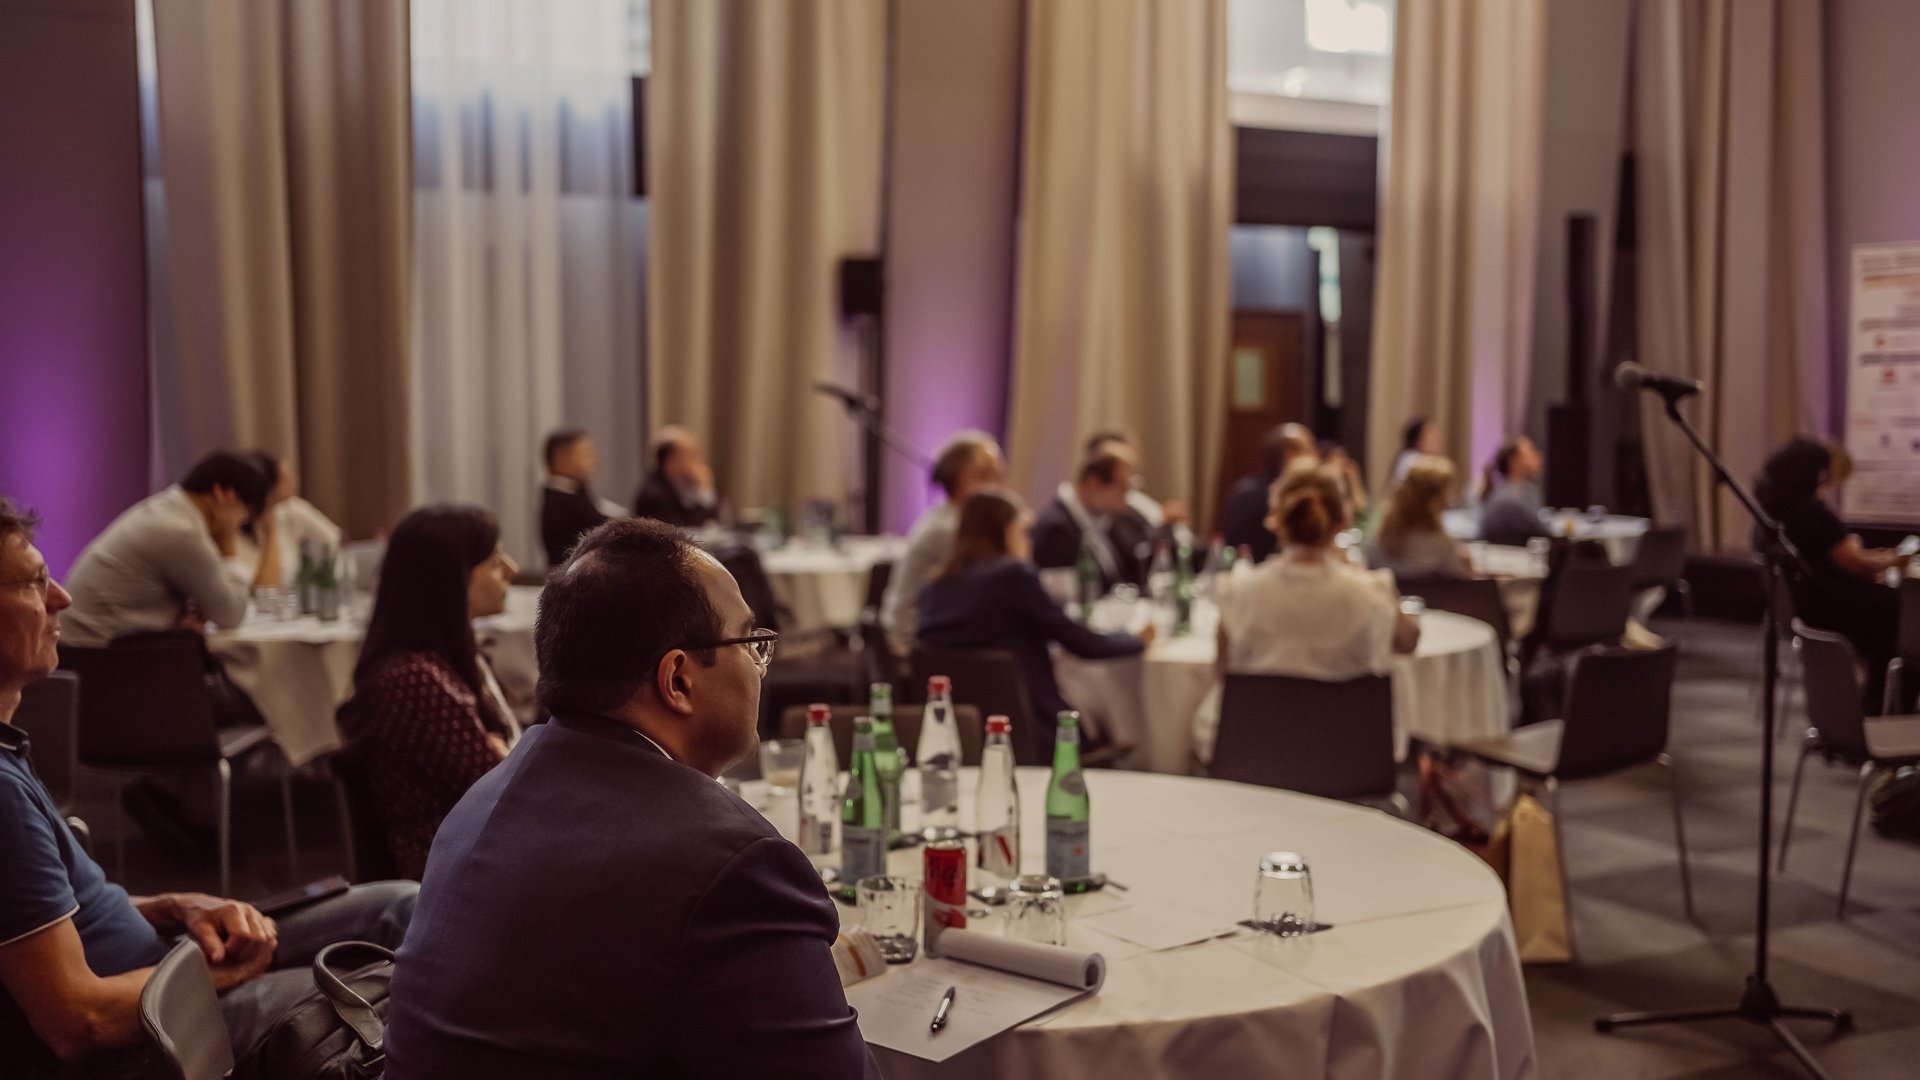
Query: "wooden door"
1213 312 1307 532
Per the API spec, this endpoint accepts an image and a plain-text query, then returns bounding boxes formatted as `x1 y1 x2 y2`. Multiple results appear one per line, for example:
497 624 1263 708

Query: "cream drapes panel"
409 0 642 568
146 0 412 539
648 0 885 514
1005 0 1232 526
1368 0 1546 491
1632 0 1828 552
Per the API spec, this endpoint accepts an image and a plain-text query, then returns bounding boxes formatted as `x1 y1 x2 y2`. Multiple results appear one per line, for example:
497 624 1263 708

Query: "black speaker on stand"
1545 214 1595 509
839 257 886 535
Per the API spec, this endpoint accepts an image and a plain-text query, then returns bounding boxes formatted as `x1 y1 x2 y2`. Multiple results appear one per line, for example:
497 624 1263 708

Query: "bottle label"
979 825 1019 879
798 812 835 857
920 768 959 818
842 827 886 883
1055 768 1086 797
1045 819 1090 880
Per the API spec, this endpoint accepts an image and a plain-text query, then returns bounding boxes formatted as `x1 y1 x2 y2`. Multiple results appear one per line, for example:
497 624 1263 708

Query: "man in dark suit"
632 426 722 530
1220 423 1317 564
539 428 612 567
1083 432 1190 578
1031 448 1141 592
384 518 879 1079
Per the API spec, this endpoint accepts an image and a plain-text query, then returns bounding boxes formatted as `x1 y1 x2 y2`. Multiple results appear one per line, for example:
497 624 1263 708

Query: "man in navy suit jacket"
384 518 880 1079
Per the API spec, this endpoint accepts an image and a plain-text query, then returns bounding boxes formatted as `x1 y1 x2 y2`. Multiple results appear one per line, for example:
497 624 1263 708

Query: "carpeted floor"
74 616 1920 1078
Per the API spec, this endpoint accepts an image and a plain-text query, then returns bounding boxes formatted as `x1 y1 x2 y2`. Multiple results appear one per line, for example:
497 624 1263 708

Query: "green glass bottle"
1045 711 1091 889
1173 538 1195 635
313 545 340 622
841 717 887 895
1075 537 1100 620
867 682 904 844
296 540 317 616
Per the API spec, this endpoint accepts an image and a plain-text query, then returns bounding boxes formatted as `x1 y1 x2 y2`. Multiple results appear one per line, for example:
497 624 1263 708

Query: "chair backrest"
321 738 400 884
1898 578 1920 661
13 671 79 812
777 703 985 768
907 647 1045 763
1398 576 1512 653
705 542 786 633
1792 620 1872 760
1763 561 1799 640
1555 645 1679 779
1537 559 1635 652
59 633 223 768
1629 524 1687 590
140 940 235 1080
1209 673 1396 800
862 560 894 615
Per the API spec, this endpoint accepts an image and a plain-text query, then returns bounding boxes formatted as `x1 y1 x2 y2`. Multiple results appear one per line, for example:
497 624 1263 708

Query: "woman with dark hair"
338 505 520 878
1195 464 1420 763
1390 416 1442 485
1757 437 1909 706
916 490 1150 752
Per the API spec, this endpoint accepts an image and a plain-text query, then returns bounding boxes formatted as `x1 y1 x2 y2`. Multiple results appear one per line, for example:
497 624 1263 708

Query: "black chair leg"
1658 753 1695 924
1839 763 1874 919
1778 739 1814 873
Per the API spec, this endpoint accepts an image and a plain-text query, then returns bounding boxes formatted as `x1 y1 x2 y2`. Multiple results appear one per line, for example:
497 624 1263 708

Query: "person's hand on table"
1161 500 1190 528
1137 623 1158 648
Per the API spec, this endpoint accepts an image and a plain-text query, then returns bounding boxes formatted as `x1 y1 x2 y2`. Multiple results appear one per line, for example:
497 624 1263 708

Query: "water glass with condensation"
1251 851 1314 937
1003 875 1068 946
858 875 920 963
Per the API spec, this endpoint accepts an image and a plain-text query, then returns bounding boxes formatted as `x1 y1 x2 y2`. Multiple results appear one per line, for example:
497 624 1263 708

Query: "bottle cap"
985 715 1011 733
928 675 951 695
1056 710 1079 726
853 715 873 732
806 704 831 726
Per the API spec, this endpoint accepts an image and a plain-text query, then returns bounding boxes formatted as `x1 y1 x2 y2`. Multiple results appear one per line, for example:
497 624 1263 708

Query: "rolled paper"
936 928 1106 991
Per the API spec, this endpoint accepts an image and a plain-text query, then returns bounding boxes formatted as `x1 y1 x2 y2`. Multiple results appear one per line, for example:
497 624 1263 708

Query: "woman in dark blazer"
917 490 1152 754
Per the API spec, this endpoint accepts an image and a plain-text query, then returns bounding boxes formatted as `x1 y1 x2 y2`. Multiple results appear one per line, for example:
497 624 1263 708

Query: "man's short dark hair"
544 429 588 472
180 451 272 519
0 497 38 549
930 432 992 498
536 518 727 716
1077 451 1129 486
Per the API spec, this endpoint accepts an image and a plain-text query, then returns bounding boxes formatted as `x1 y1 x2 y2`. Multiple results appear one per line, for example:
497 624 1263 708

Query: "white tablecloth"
809 768 1535 1080
207 586 540 767
1057 610 1511 774
1444 508 1647 564
758 536 905 633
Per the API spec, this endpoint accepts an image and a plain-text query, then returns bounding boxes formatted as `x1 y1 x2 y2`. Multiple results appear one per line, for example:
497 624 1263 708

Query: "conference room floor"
75 617 1920 1079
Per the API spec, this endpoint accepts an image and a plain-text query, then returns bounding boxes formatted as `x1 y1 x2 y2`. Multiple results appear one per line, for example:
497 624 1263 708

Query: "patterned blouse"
338 652 508 879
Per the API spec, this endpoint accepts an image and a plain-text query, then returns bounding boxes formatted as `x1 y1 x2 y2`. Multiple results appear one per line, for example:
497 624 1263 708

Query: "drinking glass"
1251 851 1314 936
857 875 921 963
758 739 805 798
1525 536 1553 574
1399 595 1426 619
250 586 290 623
1003 874 1068 946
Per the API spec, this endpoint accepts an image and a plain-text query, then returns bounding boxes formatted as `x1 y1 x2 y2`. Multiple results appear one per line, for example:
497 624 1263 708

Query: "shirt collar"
1056 484 1120 577
0 721 27 755
544 475 584 495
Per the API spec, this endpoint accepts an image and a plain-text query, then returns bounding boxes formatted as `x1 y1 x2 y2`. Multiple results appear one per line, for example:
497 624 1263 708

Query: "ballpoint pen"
929 985 957 1033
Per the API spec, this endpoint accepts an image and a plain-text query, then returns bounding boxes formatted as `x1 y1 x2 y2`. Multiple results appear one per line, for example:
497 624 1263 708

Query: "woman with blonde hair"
1193 464 1420 763
1365 456 1469 578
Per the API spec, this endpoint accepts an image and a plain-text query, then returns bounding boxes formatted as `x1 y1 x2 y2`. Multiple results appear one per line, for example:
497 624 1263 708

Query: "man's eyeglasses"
678 628 779 672
0 568 52 597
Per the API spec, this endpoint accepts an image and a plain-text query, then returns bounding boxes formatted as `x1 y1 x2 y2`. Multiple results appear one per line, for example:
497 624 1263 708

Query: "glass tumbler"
1003 874 1069 946
1251 851 1314 937
758 739 805 798
857 875 921 963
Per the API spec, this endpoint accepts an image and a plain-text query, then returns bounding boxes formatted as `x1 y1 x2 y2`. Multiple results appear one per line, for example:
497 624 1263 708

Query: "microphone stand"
819 389 935 534
1595 392 1851 1079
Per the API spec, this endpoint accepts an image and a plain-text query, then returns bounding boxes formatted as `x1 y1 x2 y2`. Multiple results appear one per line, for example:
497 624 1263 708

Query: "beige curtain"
1632 0 1828 552
648 0 886 513
1368 0 1546 491
147 0 412 539
1005 0 1232 526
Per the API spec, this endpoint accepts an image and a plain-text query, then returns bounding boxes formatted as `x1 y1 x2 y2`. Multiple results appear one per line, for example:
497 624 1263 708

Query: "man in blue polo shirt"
0 498 416 1077
385 518 881 1078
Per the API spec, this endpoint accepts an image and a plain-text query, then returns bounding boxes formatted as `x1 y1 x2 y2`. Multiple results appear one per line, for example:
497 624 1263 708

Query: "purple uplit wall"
878 0 1023 534
0 0 150 574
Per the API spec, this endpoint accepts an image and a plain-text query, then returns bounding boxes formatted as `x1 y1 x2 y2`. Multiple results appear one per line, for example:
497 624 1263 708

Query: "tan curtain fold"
1633 0 1829 552
1005 0 1233 526
1368 0 1546 490
648 0 886 513
148 0 412 537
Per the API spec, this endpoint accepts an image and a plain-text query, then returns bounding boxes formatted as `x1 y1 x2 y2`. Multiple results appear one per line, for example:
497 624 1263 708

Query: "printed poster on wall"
1845 242 1920 524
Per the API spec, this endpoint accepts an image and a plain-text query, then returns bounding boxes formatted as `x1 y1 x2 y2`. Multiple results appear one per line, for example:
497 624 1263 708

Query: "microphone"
1613 362 1702 401
813 381 881 414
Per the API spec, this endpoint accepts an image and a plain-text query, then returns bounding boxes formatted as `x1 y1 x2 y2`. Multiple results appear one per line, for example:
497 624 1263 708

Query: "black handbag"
234 942 393 1080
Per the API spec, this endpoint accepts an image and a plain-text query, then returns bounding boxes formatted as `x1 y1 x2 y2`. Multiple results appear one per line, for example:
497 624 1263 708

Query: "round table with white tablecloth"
206 586 540 767
1444 507 1648 564
1056 608 1512 774
815 768 1535 1080
757 536 905 633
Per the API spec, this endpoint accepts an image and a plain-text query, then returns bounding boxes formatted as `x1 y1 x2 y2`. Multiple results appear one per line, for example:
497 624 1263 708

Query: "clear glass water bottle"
916 676 962 837
797 704 840 857
975 715 1020 890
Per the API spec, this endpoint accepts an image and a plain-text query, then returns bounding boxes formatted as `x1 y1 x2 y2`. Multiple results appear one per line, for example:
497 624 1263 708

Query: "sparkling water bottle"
975 715 1020 889
916 676 962 837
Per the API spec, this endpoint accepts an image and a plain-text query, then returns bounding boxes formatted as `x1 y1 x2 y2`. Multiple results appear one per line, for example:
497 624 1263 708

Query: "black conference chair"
777 703 985 770
853 560 905 692
316 739 399 884
1209 673 1400 810
140 940 235 1080
1531 556 1635 657
1628 524 1692 621
1457 645 1693 948
1753 564 1806 740
1399 575 1514 659
60 633 295 896
14 671 79 813
908 646 1046 765
1779 622 1920 917
1888 578 1920 712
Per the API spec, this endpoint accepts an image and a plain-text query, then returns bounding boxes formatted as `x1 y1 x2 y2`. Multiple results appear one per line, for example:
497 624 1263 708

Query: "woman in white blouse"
1194 463 1420 763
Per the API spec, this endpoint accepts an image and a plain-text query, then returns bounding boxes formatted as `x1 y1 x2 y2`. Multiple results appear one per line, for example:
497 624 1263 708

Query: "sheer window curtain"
410 0 645 568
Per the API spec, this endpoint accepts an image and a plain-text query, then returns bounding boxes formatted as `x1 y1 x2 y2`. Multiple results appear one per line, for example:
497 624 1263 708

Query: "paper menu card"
848 930 1106 1063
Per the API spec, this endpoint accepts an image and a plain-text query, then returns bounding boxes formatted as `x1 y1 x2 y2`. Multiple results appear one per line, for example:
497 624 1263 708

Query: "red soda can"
923 838 968 955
